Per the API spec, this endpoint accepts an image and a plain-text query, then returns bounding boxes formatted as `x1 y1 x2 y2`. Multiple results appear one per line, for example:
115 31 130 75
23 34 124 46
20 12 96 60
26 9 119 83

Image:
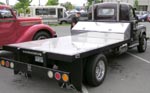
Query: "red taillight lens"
55 72 61 80
5 61 10 68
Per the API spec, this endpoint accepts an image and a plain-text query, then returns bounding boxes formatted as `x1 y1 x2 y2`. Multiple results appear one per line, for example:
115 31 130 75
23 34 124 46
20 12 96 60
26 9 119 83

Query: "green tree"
134 0 139 10
88 0 103 6
46 0 58 5
0 2 5 5
61 2 74 10
14 0 32 16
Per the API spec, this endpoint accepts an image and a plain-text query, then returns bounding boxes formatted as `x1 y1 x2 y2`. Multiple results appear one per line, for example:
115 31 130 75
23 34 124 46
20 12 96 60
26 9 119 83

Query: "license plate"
35 56 43 63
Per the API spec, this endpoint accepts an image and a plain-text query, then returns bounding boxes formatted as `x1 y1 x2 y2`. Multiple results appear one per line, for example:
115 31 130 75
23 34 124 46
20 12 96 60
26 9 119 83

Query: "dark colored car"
139 14 149 21
147 14 150 22
58 13 88 24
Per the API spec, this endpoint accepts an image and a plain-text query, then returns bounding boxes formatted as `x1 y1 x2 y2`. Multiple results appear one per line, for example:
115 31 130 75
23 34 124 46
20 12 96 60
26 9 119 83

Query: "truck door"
0 8 17 46
129 6 139 41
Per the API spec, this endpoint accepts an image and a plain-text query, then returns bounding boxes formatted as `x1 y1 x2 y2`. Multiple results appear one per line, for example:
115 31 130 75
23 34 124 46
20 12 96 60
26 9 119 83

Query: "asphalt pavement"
0 22 150 93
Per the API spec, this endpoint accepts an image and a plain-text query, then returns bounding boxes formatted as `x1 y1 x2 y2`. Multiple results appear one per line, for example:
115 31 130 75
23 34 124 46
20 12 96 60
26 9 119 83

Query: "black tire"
33 31 51 40
137 34 147 53
60 21 67 24
25 73 32 78
14 70 19 75
85 54 107 86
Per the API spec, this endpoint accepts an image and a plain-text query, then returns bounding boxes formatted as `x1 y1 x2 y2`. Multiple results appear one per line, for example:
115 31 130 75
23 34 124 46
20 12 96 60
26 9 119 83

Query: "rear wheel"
137 34 147 52
85 54 107 86
14 70 19 75
33 31 51 40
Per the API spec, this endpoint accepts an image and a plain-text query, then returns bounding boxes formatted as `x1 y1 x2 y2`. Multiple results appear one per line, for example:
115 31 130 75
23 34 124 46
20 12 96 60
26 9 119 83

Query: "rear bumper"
0 57 83 92
0 58 69 82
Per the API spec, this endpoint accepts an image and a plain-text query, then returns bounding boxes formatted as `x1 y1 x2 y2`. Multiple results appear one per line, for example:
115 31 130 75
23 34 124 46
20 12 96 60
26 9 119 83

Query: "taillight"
47 71 69 82
62 74 69 82
55 72 61 80
48 71 53 78
10 62 14 69
0 60 14 69
1 60 5 66
5 61 10 68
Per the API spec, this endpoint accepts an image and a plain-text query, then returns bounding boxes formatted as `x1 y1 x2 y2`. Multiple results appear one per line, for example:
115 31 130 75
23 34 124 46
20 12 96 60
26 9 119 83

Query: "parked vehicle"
58 12 88 24
138 14 149 21
0 2 148 92
147 14 150 22
136 11 150 22
29 6 67 24
0 5 57 48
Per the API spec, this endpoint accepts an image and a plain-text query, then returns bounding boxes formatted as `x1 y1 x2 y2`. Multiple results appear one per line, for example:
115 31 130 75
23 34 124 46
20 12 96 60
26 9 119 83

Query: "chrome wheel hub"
37 36 47 40
95 60 105 81
142 38 147 50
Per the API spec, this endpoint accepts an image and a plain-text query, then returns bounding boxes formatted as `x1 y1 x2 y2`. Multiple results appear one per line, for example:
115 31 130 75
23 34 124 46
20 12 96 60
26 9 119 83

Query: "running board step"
128 43 139 49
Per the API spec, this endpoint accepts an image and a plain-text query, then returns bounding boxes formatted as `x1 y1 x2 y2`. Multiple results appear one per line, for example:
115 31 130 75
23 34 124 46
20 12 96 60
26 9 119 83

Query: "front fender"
16 24 56 43
137 24 146 37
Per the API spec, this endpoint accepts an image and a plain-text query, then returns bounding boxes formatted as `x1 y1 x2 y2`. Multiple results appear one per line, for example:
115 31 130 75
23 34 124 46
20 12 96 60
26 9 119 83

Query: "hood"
18 17 42 21
18 17 42 26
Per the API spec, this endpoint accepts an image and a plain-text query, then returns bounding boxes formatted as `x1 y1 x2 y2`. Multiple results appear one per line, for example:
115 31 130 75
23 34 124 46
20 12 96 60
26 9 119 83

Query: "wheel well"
143 32 146 36
140 31 146 38
139 27 146 38
33 29 52 38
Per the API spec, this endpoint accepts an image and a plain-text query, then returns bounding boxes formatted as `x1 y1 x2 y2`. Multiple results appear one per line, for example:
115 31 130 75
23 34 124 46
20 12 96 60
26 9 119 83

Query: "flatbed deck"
4 22 131 62
1 22 132 92
4 31 129 62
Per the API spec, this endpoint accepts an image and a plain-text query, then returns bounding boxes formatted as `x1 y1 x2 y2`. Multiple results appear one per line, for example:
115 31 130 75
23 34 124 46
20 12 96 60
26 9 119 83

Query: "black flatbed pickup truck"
0 2 148 92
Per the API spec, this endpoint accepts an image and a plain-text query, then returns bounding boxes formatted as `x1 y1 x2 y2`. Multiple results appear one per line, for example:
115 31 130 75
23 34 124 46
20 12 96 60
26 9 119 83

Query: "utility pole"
6 0 9 5
92 0 96 21
39 0 40 6
148 0 150 11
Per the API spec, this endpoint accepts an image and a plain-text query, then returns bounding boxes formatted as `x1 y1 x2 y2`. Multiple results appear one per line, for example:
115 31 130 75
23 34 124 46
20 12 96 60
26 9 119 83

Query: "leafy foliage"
88 0 103 6
61 2 74 10
46 0 58 5
0 2 5 5
14 0 32 15
134 0 139 10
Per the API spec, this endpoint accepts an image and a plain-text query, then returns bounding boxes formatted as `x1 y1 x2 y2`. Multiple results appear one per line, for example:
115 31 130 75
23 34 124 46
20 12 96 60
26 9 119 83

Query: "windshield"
98 9 115 16
0 9 13 18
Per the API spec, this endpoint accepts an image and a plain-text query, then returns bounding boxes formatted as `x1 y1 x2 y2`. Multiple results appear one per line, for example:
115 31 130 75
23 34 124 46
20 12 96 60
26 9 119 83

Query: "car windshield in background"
98 9 114 16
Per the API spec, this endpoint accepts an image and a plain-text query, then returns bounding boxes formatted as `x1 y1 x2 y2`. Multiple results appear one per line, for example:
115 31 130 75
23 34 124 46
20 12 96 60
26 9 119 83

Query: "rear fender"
16 24 55 43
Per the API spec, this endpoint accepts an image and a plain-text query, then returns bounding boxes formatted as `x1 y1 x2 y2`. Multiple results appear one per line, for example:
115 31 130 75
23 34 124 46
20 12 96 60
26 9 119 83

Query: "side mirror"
133 8 137 10
134 15 140 23
135 15 139 20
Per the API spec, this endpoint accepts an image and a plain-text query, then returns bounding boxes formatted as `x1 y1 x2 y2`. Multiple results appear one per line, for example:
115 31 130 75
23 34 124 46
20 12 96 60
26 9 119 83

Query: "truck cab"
86 2 147 52
0 5 56 48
